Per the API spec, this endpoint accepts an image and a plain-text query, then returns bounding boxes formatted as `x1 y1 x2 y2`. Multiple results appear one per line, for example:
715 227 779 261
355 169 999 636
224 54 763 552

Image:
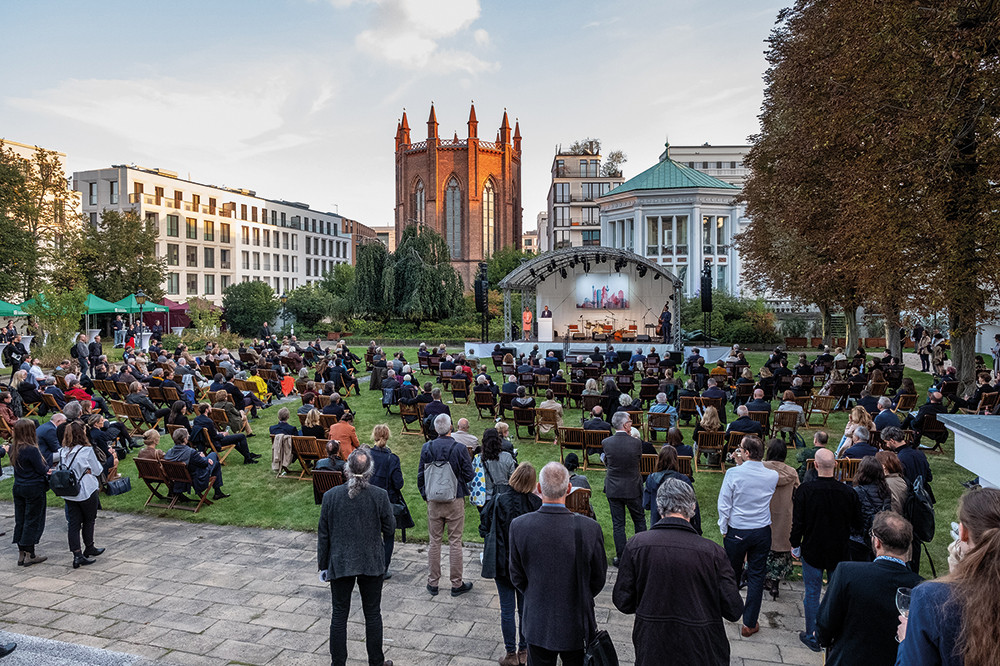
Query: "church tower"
394 102 523 287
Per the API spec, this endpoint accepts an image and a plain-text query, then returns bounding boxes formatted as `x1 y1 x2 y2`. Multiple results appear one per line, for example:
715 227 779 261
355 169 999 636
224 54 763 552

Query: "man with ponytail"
896 487 1000 665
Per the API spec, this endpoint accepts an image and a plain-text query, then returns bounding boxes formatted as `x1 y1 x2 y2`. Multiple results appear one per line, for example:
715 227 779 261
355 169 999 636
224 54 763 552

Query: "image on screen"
576 273 629 309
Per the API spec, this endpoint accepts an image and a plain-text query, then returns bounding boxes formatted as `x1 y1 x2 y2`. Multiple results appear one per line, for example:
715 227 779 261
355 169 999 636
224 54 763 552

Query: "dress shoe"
213 490 231 500
426 584 439 596
451 582 473 597
243 458 260 464
741 623 759 638
17 550 25 566
73 553 96 569
612 557 620 567
499 653 519 666
83 546 105 557
0 642 15 657
799 631 821 652
23 551 48 566
517 649 527 665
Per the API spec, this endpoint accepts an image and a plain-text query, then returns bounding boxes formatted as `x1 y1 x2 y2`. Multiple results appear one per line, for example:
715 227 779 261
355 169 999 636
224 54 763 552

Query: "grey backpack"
424 447 458 501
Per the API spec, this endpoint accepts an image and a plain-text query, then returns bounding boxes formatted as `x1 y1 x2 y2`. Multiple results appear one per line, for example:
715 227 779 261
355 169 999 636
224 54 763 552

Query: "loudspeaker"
636 334 651 343
474 280 488 313
701 274 713 312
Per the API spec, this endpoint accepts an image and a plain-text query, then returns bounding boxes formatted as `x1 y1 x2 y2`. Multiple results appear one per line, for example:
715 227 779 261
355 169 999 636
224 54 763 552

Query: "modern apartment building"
73 165 352 305
369 225 397 251
544 150 624 250
666 144 750 188
521 229 539 254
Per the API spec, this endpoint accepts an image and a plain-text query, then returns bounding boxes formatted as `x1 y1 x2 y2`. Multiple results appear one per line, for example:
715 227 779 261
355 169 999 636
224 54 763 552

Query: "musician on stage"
658 305 672 344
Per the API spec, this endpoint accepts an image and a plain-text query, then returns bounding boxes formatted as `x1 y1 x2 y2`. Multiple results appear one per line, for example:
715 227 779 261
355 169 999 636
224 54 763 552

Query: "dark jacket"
602 431 642 499
745 398 772 413
642 470 700 533
479 487 541 580
126 393 159 424
893 582 962 666
726 416 763 437
35 420 62 465
369 445 404 503
12 445 49 490
612 517 743 666
317 483 394 579
841 442 878 459
269 421 299 437
790 476 863 571
583 417 612 432
895 446 932 486
816 559 923 666
164 443 216 493
509 505 607 652
873 409 901 431
912 402 947 439
416 435 474 499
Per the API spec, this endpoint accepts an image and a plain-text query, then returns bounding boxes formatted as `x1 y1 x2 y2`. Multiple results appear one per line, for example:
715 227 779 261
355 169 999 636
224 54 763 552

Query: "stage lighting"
560 268 567 279
584 262 591 273
654 273 660 280
530 269 536 278
549 261 556 272
638 266 647 278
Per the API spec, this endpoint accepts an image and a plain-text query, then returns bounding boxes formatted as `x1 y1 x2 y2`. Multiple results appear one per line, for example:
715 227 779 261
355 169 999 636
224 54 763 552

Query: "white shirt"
29 366 45 381
717 460 778 533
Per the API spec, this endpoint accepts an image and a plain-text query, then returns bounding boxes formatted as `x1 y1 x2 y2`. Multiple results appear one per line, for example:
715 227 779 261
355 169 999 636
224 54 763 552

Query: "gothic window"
445 177 461 258
482 180 496 257
412 180 425 224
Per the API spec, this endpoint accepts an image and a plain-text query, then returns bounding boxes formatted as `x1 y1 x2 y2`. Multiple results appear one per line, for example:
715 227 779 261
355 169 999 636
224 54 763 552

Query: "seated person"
212 391 252 436
665 427 693 458
474 375 497 410
11 370 47 416
323 393 349 419
328 411 360 462
164 427 228 500
726 405 764 438
298 392 317 415
789 376 809 398
511 386 536 435
136 429 165 461
647 392 678 439
301 408 327 440
857 389 879 415
450 368 470 401
191 403 260 465
840 426 878 459
269 407 299 437
709 360 729 379
583 406 613 432
314 439 347 473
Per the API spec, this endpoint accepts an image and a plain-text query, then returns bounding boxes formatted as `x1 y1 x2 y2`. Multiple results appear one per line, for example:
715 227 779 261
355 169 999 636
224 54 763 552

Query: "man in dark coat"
726 405 763 437
164 427 227 500
745 388 772 414
904 391 948 447
317 448 395 666
816 511 923 664
614 477 743 666
510 462 606 666
602 411 646 565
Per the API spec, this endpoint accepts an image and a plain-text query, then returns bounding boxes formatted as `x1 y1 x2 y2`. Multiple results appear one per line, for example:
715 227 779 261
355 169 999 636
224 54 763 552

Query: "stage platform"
462 341 682 361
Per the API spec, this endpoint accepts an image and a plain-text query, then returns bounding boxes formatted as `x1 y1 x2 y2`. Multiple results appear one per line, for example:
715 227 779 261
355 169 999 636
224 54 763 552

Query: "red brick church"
394 103 523 286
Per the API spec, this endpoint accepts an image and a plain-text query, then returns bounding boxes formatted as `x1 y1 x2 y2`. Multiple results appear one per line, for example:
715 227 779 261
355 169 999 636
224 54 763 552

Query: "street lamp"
280 293 288 335
136 289 147 345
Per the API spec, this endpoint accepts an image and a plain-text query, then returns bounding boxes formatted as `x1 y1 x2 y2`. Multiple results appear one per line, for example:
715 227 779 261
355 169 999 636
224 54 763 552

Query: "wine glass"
896 587 912 618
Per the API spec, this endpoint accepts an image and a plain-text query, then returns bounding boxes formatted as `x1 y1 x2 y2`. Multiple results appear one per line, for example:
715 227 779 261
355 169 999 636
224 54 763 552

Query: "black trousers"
219 433 253 461
330 574 384 666
13 484 47 547
65 489 99 553
608 495 646 558
527 645 584 666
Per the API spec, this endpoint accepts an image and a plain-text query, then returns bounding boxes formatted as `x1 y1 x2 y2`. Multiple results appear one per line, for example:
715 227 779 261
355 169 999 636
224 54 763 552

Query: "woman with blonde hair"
11 369 47 416
301 408 326 439
581 377 600 396
836 406 876 456
692 405 722 456
136 429 164 461
368 422 409 577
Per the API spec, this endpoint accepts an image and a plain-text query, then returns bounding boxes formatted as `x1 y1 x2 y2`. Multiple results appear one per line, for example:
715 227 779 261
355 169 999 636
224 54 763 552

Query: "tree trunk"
843 304 860 354
818 302 833 346
950 310 977 396
883 308 903 359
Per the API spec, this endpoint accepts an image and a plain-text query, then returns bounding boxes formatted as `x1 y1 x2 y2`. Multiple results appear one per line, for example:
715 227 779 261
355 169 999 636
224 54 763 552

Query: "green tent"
112 295 169 314
85 294 128 314
0 300 26 317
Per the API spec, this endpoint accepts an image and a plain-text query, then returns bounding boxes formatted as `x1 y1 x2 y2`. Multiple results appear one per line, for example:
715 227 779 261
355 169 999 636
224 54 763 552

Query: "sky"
0 0 780 230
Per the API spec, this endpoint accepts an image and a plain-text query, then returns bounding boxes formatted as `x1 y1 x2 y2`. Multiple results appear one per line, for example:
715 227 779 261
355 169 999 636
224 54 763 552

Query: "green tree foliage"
0 215 33 301
353 241 390 319
285 283 335 330
24 287 87 350
186 297 222 336
319 262 356 320
680 290 781 344
221 281 278 337
78 209 166 302
486 245 534 290
385 225 464 322
601 150 628 178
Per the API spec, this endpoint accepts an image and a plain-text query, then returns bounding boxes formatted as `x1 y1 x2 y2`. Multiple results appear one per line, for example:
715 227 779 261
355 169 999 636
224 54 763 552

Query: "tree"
353 241 390 319
186 298 221 336
601 150 628 178
285 283 335 330
568 138 601 155
486 245 534 290
23 287 87 351
221 281 278 337
384 225 464 321
78 209 166 302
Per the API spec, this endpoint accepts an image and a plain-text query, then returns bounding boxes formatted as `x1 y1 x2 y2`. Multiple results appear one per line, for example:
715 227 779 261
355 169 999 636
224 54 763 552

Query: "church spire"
467 101 478 139
513 119 521 153
499 108 511 144
400 110 411 145
427 103 439 140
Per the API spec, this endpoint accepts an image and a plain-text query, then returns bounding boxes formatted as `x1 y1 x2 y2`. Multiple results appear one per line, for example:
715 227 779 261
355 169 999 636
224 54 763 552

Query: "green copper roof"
603 145 740 197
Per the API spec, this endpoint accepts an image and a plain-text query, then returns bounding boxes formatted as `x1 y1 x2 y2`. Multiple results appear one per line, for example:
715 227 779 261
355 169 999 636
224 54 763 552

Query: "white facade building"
598 143 746 297
73 166 352 305
666 144 750 187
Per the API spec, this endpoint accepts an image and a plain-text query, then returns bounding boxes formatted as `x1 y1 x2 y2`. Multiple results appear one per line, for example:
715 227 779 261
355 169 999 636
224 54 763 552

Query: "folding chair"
582 429 608 470
290 436 323 480
134 457 175 510
534 408 560 444
313 470 345 504
512 407 536 440
399 403 421 435
959 391 999 415
498 392 516 419
696 430 726 473
558 427 585 465
638 383 659 408
160 460 214 513
639 453 658 479
566 488 594 518
581 394 602 417
450 378 469 404
891 394 917 415
676 456 693 478
194 425 235 466
748 410 770 433
771 410 801 445
807 395 836 427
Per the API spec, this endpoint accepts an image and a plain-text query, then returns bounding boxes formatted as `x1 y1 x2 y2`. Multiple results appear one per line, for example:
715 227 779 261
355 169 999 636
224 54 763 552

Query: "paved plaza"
0 505 821 665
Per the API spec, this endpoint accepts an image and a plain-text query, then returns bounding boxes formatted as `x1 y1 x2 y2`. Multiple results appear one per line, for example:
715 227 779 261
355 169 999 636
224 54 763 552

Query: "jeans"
383 528 394 572
495 575 526 653
78 358 90 379
330 574 384 666
114 329 124 347
527 645 584 666
427 497 465 588
801 559 833 637
724 525 771 628
919 353 930 372
219 433 253 461
65 489 99 553
608 496 646 558
13 484 47 547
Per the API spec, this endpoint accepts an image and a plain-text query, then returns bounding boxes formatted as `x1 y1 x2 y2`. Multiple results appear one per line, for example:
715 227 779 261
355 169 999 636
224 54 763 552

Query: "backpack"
50 448 82 497
424 443 458 502
70 344 79 359
905 475 936 543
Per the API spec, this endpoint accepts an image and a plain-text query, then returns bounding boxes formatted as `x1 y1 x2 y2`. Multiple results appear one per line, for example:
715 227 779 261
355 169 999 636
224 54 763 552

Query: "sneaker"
426 584 439 596
451 582 473 597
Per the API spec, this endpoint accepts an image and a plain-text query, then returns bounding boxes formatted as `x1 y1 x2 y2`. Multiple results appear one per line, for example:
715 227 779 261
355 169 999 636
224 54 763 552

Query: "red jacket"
65 387 97 409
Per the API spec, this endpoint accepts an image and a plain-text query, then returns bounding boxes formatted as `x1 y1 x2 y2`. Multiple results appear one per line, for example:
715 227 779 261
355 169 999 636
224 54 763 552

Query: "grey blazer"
317 483 394 579
602 431 643 499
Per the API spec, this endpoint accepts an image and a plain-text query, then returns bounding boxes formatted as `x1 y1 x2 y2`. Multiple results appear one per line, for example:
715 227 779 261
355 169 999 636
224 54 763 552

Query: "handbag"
468 454 487 507
106 476 132 496
574 520 619 666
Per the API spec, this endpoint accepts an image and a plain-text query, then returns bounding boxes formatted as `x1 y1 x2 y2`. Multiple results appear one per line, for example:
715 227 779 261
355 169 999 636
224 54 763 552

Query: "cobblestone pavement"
0 506 821 665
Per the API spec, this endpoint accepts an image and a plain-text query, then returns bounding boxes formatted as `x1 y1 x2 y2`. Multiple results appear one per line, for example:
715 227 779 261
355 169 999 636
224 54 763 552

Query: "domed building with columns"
394 103 523 286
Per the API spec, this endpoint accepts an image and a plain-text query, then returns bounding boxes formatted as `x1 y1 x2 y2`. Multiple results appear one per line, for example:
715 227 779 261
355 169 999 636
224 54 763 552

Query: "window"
167 215 179 237
676 215 688 255
203 247 215 268
412 180 425 224
241 226 250 244
445 177 461 258
241 204 247 221
306 259 311 277
716 161 723 169
553 230 571 250
186 246 198 267
716 265 727 292
220 223 230 243
263 229 270 247
291 234 297 251
187 273 198 294
186 218 197 239
166 244 179 266
220 249 230 269
702 161 709 169
291 256 297 272
581 230 600 246
221 275 231 290
263 254 271 271
646 217 659 256
482 180 496 257
204 220 214 241
702 215 727 254
252 207 258 222
253 228 260 246
252 252 260 270
554 183 570 204
282 232 289 250
553 206 570 227
283 255 289 272
242 251 250 269
581 207 598 225
579 160 588 177
167 273 179 295
204 275 215 295
89 212 97 226
110 180 119 205
88 182 97 205
273 253 279 271
731 161 738 169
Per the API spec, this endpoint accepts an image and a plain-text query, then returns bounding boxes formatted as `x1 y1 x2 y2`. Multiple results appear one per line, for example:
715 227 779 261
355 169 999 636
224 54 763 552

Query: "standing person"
74 334 90 379
602 411 646 565
318 448 395 666
614 478 744 666
658 304 672 344
815 511 923 665
509 462 607 666
790 448 863 651
417 414 475 597
762 438 799 600
992 334 1000 379
717 435 778 638
521 306 533 341
916 330 933 373
849 457 893 562
112 315 125 348
58 421 105 568
480 463 542 666
10 419 48 566
369 424 410 579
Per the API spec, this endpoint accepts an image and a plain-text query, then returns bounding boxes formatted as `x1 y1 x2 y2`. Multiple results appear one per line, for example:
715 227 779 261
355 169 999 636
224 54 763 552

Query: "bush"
221 281 278 337
781 316 808 338
680 290 782 345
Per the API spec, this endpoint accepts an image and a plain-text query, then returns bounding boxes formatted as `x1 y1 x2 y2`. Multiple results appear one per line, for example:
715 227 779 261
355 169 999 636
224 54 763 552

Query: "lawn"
3 348 968 579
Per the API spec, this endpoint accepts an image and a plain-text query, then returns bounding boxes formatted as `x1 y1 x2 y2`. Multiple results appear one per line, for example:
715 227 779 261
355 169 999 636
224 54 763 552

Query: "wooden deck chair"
568 382 585 407
792 396 813 419
892 394 917 415
837 458 861 483
399 403 422 435
725 430 747 457
291 436 323 480
647 411 673 440
581 394 602 417
118 402 152 436
320 414 339 431
696 430 726 473
134 457 175 510
748 410 770 433
518 372 536 395
41 393 62 412
638 383 659 408
160 460 214 513
512 407 535 440
0 418 13 442
827 382 850 410
498 392 516 419
534 408 560 444
418 355 430 374
313 470 345 504
166 424 183 437
450 378 469 404
626 411 646 439
315 394 331 409
678 396 699 424
676 456 693 478
551 381 569 404
771 410 801 442
807 395 836 427
582 429 608 470
960 391 999 415
868 381 889 397
919 413 949 454
566 487 595 518
147 386 166 407
193 425 235 466
639 453 658 479
558 427 585 465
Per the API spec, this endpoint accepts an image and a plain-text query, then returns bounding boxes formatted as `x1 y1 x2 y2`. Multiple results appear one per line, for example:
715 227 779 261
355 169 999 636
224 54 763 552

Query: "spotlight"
654 273 660 280
530 269 536 278
560 268 567 279
549 261 556 272
584 262 591 273
638 266 647 278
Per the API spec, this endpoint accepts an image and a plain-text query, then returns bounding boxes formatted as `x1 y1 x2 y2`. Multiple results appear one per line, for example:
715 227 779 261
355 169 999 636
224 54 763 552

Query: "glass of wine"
896 587 912 618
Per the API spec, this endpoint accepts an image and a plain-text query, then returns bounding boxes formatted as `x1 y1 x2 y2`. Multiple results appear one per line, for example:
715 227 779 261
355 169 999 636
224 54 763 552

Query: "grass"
3 348 969 579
